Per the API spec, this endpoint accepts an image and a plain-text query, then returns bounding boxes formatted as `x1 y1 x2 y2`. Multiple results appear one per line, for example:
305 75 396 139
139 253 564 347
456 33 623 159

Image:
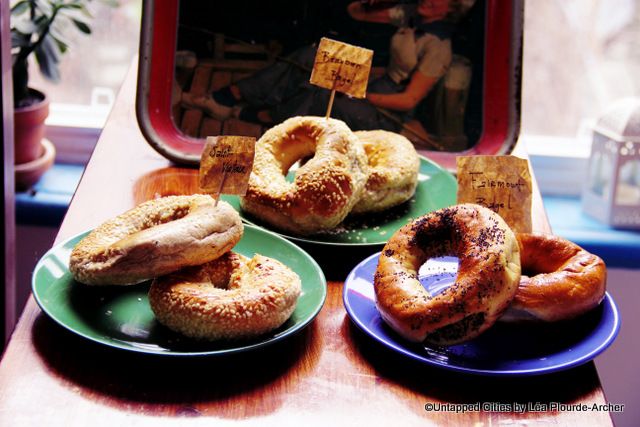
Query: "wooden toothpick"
213 170 227 207
325 63 342 120
325 88 336 119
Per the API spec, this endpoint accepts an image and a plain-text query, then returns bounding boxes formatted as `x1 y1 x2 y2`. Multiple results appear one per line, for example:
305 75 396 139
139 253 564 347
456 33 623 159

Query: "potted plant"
10 0 109 188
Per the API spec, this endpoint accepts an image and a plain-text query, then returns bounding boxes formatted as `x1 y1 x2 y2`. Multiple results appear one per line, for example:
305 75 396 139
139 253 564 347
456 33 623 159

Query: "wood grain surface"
0 61 612 427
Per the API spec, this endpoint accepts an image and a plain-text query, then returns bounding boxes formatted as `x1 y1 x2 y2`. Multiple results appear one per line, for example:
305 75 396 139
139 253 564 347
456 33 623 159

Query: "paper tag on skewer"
199 136 255 197
456 155 533 233
310 37 373 99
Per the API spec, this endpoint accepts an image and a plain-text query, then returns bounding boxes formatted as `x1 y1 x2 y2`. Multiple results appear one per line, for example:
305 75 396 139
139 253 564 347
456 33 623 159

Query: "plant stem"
15 5 60 64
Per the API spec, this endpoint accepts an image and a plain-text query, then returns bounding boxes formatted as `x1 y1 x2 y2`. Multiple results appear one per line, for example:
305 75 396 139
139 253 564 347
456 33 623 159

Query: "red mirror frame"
136 0 523 170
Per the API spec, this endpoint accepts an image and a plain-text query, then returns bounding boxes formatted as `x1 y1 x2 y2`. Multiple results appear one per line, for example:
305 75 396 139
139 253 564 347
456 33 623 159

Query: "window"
521 0 640 195
25 0 142 162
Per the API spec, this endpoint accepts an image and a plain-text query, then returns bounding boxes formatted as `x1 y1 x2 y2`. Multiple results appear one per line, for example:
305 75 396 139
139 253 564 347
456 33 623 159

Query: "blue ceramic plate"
343 253 621 376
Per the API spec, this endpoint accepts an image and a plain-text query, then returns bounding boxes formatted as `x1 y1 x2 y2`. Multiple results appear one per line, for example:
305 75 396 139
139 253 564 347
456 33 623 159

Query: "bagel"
374 204 521 346
69 196 243 286
351 130 420 215
149 251 301 340
500 233 607 322
240 116 368 235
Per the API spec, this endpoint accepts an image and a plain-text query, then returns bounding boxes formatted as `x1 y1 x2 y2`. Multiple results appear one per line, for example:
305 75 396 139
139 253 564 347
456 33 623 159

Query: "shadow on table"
31 311 322 419
342 314 606 407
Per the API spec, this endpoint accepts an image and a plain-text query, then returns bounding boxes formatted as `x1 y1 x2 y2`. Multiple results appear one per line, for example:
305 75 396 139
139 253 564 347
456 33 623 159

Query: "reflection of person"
182 0 469 132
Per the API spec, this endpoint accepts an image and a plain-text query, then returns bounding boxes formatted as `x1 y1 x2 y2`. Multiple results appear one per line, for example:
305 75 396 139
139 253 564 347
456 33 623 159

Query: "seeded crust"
374 204 521 346
148 252 302 340
351 130 420 215
69 196 243 285
240 116 368 235
500 233 606 323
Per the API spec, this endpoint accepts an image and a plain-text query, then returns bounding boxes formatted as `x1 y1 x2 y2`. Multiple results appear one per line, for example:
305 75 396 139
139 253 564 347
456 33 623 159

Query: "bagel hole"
521 267 541 277
284 156 313 180
204 266 235 290
200 254 238 290
418 256 459 296
278 134 315 179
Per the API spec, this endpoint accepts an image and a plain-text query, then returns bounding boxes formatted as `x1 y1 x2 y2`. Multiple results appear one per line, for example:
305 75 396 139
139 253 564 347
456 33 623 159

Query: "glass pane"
27 0 142 109
522 0 640 137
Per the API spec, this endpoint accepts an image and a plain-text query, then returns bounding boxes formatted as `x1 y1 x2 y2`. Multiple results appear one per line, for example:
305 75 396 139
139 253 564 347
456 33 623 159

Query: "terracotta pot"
14 138 56 191
14 88 49 165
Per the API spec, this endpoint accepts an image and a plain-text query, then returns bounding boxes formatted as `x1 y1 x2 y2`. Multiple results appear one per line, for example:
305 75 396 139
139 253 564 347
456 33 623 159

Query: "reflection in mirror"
170 0 485 153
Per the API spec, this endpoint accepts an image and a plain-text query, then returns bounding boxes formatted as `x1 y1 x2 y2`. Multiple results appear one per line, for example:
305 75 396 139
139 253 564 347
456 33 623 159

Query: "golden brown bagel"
374 204 521 346
240 116 368 235
351 130 420 214
69 196 243 286
500 233 607 322
149 251 301 340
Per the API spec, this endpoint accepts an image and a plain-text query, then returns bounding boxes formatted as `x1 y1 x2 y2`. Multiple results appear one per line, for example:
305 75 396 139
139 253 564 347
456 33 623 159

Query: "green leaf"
34 0 53 15
34 43 60 83
71 18 91 34
13 19 39 35
77 5 93 19
51 35 68 54
41 34 61 63
10 1 30 16
101 0 120 7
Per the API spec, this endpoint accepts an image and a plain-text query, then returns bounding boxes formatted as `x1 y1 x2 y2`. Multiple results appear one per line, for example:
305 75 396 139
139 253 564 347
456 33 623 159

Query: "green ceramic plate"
32 225 327 356
222 156 457 246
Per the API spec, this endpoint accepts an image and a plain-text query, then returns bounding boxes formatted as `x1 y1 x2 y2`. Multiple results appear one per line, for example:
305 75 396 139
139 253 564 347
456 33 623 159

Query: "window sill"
44 103 108 165
542 195 640 269
522 133 592 197
15 163 85 227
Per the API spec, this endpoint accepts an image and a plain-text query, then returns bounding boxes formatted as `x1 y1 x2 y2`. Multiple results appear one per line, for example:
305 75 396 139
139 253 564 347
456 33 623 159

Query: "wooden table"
0 63 613 426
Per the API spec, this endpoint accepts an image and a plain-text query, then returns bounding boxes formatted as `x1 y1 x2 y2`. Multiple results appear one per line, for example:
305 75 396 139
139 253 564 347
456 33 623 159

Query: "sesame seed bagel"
69 196 243 286
500 233 607 323
374 204 521 346
240 116 368 235
149 252 302 340
351 130 420 215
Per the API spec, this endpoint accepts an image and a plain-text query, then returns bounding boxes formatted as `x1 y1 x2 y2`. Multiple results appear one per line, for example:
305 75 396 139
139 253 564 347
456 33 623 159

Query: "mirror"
137 0 523 169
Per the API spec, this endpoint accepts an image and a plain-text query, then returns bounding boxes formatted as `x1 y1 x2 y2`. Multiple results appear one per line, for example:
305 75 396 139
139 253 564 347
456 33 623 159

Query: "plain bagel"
69 195 243 285
374 204 521 346
500 233 607 322
351 130 420 214
240 116 368 235
149 251 301 340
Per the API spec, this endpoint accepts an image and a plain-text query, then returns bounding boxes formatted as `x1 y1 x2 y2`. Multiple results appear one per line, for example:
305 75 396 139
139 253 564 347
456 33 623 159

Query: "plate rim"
342 252 621 376
225 155 457 247
32 224 328 356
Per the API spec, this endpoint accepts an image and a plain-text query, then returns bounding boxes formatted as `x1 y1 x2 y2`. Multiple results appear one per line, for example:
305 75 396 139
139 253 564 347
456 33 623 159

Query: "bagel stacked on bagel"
373 204 608 346
70 195 243 286
240 117 420 235
241 116 368 235
69 194 301 341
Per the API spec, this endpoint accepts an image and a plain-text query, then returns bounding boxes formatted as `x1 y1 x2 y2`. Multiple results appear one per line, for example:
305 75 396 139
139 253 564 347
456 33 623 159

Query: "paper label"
309 37 373 99
199 136 255 196
456 155 533 233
